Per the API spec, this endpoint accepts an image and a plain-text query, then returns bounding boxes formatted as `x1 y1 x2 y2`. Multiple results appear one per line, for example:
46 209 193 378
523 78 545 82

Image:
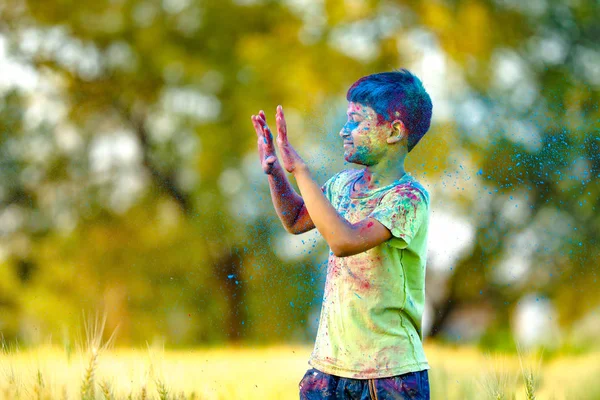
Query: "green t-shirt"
308 168 430 379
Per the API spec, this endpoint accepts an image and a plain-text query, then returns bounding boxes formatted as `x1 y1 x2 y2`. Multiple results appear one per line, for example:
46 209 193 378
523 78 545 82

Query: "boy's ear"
386 120 406 144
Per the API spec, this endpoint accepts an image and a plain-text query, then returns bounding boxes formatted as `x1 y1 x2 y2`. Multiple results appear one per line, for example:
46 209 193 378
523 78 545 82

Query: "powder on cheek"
353 145 370 160
360 120 371 132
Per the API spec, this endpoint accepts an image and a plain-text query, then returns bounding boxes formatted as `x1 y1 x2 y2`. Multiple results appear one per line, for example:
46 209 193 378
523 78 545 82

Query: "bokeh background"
0 0 598 355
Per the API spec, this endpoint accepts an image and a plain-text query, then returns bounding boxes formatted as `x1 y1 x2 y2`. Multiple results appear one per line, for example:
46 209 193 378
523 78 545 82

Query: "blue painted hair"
346 69 433 152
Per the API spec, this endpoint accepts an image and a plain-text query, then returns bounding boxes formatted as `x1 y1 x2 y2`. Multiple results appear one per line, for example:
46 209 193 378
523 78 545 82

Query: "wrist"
265 158 282 176
268 170 283 183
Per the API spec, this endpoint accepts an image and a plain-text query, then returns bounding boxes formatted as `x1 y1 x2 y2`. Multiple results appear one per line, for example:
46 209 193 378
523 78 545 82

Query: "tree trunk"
127 108 246 343
215 248 246 342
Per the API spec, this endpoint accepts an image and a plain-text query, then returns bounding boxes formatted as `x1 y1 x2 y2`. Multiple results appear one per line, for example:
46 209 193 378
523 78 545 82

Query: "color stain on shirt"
309 168 431 379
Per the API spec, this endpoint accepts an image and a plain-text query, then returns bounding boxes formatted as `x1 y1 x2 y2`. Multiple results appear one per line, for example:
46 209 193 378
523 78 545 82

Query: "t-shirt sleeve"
369 185 429 249
320 175 336 203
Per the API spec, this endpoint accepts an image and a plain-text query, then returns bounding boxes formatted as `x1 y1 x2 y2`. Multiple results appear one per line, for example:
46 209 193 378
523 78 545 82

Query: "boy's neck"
357 158 407 190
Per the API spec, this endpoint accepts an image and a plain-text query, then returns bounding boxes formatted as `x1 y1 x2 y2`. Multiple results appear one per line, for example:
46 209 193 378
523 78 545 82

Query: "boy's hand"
274 105 305 173
251 110 278 174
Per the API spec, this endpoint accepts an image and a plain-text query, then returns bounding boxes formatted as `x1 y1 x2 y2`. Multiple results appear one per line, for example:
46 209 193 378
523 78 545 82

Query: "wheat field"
1 340 600 400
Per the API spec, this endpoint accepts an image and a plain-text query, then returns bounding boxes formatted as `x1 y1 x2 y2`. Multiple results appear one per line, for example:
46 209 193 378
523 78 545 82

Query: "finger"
251 115 261 136
276 105 288 143
257 113 274 146
259 110 268 134
253 115 272 146
251 115 265 140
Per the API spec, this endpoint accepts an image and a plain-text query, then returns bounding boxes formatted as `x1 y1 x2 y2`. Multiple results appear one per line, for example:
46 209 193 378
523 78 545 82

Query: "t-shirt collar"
349 169 412 199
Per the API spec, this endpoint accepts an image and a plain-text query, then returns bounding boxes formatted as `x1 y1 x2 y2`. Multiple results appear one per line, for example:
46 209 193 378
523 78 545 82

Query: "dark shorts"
299 368 430 400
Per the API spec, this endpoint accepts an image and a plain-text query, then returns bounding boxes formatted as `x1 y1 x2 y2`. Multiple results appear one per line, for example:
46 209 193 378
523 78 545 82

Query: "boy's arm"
252 110 315 234
293 165 392 256
269 105 392 256
266 160 315 234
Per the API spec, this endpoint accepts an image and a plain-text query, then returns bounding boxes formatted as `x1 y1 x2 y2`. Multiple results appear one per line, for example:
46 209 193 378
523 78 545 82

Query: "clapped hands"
251 105 306 174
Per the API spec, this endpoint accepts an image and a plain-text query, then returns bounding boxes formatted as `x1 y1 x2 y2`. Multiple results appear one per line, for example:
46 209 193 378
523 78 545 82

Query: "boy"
251 70 432 399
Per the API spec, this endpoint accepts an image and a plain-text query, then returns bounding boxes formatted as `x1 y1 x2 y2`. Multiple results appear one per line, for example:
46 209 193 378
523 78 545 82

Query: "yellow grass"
1 342 599 399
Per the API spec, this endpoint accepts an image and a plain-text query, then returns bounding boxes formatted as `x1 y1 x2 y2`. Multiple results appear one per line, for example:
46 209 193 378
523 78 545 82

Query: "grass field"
2 341 600 399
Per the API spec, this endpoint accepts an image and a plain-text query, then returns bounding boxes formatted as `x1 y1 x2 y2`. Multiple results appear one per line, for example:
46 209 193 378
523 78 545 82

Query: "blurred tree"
0 0 371 345
417 0 599 343
0 0 597 348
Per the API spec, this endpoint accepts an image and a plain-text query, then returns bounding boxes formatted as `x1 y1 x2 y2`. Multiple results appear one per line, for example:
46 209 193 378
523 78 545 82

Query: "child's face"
339 102 393 166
